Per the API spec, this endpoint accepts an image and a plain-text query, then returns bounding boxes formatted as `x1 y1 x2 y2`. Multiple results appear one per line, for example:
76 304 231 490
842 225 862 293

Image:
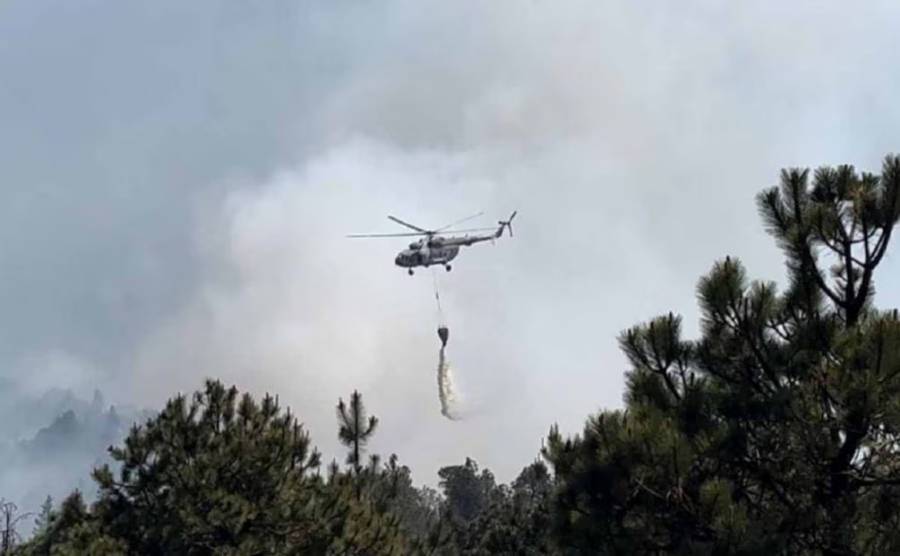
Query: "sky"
2 0 900 494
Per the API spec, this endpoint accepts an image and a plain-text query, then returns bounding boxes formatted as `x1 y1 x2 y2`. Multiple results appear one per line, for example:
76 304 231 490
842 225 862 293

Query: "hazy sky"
2 1 900 486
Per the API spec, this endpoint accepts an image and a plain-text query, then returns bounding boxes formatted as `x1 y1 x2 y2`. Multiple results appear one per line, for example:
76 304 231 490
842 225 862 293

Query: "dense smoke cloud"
3 0 900 511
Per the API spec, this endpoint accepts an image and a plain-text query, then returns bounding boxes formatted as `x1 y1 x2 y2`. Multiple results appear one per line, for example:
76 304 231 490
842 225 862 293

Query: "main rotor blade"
438 227 497 234
347 232 426 238
436 211 484 232
387 215 428 233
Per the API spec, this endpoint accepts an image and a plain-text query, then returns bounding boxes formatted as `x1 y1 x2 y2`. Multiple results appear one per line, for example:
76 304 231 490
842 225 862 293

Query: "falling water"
437 346 461 420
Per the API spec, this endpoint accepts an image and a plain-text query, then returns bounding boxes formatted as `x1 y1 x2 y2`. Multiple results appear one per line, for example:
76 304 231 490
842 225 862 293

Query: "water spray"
437 346 461 420
432 268 460 419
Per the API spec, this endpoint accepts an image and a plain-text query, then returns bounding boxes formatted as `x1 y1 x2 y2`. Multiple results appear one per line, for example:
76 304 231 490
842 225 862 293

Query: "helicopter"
349 211 516 275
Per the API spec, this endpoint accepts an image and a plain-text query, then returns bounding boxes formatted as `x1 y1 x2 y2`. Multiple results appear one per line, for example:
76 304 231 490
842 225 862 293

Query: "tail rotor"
498 210 517 237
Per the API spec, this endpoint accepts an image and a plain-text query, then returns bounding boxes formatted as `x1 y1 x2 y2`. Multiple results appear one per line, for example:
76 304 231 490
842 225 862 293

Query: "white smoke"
437 346 461 420
4 0 898 492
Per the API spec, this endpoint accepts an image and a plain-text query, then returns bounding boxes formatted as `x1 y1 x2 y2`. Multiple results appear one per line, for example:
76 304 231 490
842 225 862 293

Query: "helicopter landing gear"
408 268 414 276
445 264 452 272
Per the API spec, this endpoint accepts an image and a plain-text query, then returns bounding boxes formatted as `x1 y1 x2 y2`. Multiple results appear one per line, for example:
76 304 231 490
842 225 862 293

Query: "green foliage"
432 459 556 555
337 390 379 476
30 498 52 539
16 491 119 556
368 454 442 540
463 461 555 555
438 458 499 525
19 381 413 555
88 379 327 553
545 155 900 554
313 474 411 556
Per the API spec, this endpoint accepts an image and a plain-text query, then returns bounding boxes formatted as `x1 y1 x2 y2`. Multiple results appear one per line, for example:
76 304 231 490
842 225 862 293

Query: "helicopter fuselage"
394 241 460 269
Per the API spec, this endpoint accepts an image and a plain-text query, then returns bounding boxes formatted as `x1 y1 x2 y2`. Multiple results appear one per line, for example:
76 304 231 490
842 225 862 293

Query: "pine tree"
438 458 498 525
428 458 556 555
468 461 556 555
31 496 52 538
22 381 327 554
544 155 900 554
325 393 419 555
20 491 127 556
337 390 379 476
18 381 414 555
369 454 441 540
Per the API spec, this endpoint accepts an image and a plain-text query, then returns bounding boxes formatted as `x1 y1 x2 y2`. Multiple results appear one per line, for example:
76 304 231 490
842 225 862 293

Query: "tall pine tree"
31 497 52 538
545 155 900 554
337 390 379 477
